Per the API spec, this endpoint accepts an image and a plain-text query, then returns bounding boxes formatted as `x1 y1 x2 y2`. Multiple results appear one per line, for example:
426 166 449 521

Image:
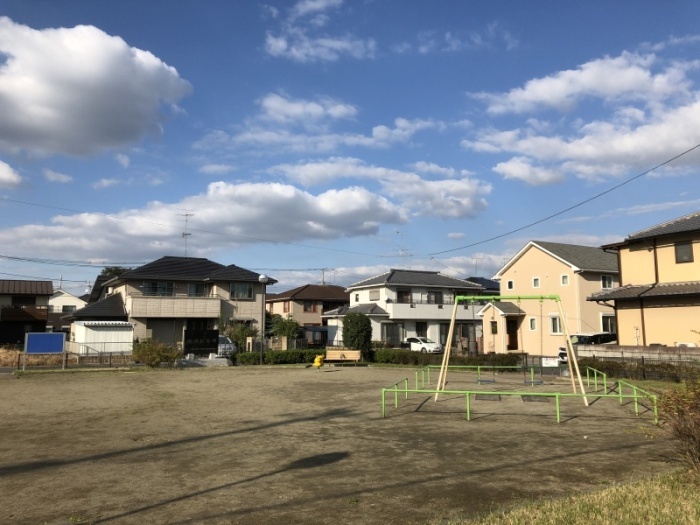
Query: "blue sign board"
25 332 65 354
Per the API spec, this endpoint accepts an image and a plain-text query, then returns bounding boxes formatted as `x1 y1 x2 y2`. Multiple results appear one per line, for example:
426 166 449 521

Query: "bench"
324 349 361 366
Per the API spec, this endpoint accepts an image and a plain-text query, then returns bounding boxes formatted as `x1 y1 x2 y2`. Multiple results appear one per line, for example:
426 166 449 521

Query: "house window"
426 291 443 304
675 241 694 263
397 289 411 304
283 301 290 313
303 301 317 313
188 283 206 297
355 293 359 303
550 316 562 335
230 282 254 300
490 321 498 335
532 277 540 288
506 280 514 290
369 290 380 301
143 282 174 296
601 275 613 289
529 317 537 331
62 305 76 313
561 275 569 286
602 315 616 334
416 322 427 337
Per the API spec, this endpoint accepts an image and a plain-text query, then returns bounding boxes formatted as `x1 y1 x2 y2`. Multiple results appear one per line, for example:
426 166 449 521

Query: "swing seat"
477 377 496 384
524 378 544 386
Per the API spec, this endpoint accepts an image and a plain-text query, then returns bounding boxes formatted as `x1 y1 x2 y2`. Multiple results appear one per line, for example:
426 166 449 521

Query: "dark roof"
111 256 277 285
267 284 349 302
488 301 525 316
88 275 112 303
626 211 700 241
533 241 618 273
349 269 482 290
466 277 499 292
69 294 127 320
0 280 53 296
589 281 700 301
78 293 91 303
322 304 389 317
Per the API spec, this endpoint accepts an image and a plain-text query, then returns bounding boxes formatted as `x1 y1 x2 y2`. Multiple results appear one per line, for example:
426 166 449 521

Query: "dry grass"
0 349 63 367
454 470 700 525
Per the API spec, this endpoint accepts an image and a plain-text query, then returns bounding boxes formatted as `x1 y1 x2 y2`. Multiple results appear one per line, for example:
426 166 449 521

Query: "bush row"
578 358 700 383
236 349 321 365
373 349 522 367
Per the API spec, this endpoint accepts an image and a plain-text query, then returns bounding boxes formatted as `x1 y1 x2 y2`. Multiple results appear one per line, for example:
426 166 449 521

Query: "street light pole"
258 274 268 365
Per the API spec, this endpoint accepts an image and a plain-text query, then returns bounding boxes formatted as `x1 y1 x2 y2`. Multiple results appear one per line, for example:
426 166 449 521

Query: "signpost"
23 332 66 371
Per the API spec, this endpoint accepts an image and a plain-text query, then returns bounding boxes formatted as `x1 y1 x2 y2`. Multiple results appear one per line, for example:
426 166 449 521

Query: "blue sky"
1 0 700 296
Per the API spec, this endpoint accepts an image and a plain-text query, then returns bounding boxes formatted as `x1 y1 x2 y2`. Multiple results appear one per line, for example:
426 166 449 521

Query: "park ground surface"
0 366 679 525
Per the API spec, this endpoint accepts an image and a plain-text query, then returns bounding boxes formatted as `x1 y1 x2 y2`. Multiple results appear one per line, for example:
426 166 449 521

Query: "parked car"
558 347 571 364
570 333 617 345
218 335 237 357
404 337 442 353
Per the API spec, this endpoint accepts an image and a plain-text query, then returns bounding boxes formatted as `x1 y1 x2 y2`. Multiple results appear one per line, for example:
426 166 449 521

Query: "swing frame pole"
434 295 588 407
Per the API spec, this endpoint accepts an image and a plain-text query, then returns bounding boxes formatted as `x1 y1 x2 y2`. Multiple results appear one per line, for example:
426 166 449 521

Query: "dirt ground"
0 365 679 525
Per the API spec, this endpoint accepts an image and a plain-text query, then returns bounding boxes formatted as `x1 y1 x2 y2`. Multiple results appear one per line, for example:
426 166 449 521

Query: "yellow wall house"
482 241 619 357
590 211 700 348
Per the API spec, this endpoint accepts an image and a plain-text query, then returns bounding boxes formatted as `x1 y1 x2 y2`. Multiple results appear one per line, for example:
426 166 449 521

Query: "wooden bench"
324 349 361 366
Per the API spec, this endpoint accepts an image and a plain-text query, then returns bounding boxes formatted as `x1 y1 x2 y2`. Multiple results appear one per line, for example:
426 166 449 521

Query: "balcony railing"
128 293 222 318
0 305 49 322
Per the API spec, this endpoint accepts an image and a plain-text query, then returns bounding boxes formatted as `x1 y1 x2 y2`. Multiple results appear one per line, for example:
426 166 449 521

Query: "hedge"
236 349 321 365
374 349 522 367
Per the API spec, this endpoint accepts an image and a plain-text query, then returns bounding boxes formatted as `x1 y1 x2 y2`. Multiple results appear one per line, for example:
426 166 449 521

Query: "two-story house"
48 289 88 333
590 211 700 347
482 241 619 356
70 256 275 352
0 280 53 344
267 284 349 347
323 269 483 351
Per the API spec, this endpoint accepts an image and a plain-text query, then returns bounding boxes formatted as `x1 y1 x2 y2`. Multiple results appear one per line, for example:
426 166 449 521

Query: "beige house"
591 211 700 347
483 241 619 356
70 256 275 354
267 284 349 327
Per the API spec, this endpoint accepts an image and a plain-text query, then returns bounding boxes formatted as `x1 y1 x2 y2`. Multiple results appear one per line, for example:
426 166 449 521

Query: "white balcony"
128 294 222 318
385 301 478 321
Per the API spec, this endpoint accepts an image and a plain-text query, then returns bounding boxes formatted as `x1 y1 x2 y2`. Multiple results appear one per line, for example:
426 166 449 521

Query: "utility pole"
179 211 194 256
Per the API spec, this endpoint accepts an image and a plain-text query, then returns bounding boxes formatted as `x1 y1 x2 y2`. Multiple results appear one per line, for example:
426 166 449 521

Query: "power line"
429 141 700 256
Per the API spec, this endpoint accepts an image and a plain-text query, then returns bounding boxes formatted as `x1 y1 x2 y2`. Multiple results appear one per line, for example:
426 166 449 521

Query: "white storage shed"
70 321 134 355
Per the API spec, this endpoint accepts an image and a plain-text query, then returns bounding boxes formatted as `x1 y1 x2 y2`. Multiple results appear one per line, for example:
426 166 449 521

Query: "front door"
506 319 519 350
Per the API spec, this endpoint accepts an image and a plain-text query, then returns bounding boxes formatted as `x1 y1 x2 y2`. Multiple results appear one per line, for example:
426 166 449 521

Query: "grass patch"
446 470 700 525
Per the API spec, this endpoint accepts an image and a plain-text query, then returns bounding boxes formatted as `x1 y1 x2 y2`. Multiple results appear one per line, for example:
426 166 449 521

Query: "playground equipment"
434 295 588 406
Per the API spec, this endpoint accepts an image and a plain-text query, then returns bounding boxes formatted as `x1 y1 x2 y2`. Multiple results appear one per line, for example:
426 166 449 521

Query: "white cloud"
115 154 130 168
198 164 236 175
92 178 120 189
196 117 438 154
447 232 465 239
0 159 22 187
0 17 191 156
492 157 564 185
265 0 375 62
0 180 408 260
258 92 357 126
271 157 492 219
43 169 73 184
473 52 688 115
400 22 519 56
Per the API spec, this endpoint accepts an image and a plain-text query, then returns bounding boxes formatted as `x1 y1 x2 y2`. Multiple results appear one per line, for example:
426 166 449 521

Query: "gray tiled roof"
589 281 700 301
491 301 525 315
114 256 276 284
0 280 53 296
627 210 700 241
322 304 389 317
268 284 348 302
466 276 499 292
70 293 127 320
533 241 619 273
349 269 481 290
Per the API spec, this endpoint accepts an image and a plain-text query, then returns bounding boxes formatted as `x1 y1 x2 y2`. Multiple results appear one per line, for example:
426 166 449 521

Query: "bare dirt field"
0 366 678 525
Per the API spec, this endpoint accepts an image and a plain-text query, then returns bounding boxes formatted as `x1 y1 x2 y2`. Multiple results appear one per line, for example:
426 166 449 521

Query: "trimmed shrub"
373 349 522 368
133 340 180 368
342 313 373 360
658 380 700 471
236 349 319 365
